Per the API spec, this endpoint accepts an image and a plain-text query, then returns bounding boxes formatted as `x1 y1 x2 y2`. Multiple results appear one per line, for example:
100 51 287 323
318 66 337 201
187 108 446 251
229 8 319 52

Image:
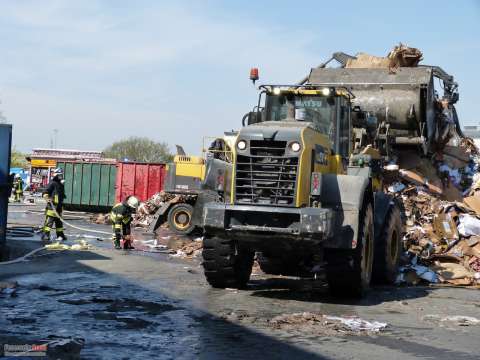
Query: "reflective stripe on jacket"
110 203 133 225
15 179 23 193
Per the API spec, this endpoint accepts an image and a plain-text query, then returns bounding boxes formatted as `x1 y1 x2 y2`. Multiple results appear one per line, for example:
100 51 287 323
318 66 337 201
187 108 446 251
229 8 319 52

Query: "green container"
57 162 117 212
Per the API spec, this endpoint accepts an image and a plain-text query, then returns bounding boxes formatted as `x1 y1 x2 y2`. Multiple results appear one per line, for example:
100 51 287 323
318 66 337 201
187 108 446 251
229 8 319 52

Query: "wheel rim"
173 209 191 230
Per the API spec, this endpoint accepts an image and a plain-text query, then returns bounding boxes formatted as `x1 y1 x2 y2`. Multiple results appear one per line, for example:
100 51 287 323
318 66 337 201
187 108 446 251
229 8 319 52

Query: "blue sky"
0 0 479 153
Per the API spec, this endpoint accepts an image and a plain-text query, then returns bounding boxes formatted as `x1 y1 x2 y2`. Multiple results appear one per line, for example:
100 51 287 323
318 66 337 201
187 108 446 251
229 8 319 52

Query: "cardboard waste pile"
386 139 480 287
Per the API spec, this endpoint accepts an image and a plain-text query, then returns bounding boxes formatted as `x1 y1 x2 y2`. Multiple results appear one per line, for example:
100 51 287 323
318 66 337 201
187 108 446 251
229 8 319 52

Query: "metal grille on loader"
235 140 298 206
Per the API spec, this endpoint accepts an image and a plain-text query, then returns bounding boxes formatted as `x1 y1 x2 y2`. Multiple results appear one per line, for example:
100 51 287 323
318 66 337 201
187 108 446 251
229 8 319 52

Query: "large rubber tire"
372 204 403 284
167 203 195 235
202 236 254 289
326 203 374 298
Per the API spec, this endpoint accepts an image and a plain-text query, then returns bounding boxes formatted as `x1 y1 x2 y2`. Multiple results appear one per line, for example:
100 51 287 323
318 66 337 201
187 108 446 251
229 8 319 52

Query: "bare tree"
0 98 6 123
103 137 174 163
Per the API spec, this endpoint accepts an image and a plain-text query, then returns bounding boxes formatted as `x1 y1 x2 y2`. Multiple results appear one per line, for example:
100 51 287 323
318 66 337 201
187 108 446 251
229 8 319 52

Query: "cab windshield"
265 94 336 135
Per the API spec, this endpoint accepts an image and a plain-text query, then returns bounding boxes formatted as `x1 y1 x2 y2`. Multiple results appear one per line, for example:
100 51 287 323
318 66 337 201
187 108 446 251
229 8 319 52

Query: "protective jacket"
43 177 66 215
14 178 24 194
110 202 134 240
42 176 66 238
44 178 65 205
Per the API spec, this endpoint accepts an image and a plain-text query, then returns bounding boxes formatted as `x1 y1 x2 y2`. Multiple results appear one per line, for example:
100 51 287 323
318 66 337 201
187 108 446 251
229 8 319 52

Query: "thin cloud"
0 2 323 153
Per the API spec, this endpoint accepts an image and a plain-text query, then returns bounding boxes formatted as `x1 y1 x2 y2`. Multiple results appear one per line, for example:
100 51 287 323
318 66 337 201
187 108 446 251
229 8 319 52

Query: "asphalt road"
1 205 480 359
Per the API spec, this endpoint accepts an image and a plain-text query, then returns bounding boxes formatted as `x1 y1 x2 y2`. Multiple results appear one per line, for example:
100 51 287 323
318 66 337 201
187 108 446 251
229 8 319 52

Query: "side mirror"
242 111 262 126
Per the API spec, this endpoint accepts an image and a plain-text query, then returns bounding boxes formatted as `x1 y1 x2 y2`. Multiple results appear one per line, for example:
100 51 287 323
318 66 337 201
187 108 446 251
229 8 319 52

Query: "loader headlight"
290 141 301 152
273 87 281 95
321 87 331 96
237 140 247 150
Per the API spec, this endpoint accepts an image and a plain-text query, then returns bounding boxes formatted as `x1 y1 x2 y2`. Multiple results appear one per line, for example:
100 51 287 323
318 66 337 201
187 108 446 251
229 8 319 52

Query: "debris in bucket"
269 312 388 335
132 191 194 227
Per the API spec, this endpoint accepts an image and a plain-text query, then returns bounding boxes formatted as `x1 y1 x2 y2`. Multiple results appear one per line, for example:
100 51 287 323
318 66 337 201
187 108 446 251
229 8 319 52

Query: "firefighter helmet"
126 196 140 209
52 168 64 177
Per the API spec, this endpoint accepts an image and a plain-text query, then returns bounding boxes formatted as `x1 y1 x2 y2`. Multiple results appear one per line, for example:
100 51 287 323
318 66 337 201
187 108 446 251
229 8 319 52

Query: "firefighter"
110 195 139 250
41 168 67 241
13 174 24 203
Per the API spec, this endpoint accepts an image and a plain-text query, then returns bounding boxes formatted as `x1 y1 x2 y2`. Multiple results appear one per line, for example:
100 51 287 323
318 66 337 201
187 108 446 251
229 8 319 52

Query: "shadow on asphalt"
0 249 333 360
247 277 434 306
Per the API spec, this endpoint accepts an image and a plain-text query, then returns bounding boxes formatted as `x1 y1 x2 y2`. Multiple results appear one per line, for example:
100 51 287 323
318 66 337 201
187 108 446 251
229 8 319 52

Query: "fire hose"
0 247 48 265
47 203 111 236
0 203 111 265
0 203 166 265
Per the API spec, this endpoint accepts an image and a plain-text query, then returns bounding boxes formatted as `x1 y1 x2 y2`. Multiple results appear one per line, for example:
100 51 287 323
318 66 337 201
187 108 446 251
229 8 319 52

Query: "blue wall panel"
0 124 12 247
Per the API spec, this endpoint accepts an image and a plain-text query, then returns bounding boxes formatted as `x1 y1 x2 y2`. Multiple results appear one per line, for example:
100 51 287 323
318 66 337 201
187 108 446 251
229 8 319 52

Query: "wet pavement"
1 204 480 359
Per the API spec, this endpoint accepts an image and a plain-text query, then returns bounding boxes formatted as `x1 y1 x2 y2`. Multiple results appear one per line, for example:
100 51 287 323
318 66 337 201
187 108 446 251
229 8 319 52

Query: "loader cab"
246 85 352 158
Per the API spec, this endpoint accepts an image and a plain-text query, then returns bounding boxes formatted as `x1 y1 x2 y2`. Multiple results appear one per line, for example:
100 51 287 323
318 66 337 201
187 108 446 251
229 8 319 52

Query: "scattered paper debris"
169 239 203 259
458 214 480 237
423 315 480 326
323 316 388 332
270 312 388 335
388 182 406 193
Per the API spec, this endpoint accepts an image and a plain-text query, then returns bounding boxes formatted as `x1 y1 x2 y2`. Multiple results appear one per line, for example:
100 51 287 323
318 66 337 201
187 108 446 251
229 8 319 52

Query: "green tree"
103 137 174 163
10 147 29 168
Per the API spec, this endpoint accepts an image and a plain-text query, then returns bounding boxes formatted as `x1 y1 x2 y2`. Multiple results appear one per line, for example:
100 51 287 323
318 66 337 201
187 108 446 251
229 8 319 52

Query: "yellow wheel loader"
201 59 461 297
146 137 234 235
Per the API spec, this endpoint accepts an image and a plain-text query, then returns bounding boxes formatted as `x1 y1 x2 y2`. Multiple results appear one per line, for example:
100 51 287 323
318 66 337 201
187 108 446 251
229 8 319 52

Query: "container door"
90 164 101 207
81 163 92 206
108 164 116 207
71 163 82 206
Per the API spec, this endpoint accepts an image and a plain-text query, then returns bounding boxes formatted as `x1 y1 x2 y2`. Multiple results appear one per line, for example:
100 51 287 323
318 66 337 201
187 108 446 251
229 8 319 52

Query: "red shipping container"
115 162 167 204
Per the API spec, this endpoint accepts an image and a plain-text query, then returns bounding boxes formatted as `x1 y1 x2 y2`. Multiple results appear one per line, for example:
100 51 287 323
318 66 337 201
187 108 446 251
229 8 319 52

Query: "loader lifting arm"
297 52 357 85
